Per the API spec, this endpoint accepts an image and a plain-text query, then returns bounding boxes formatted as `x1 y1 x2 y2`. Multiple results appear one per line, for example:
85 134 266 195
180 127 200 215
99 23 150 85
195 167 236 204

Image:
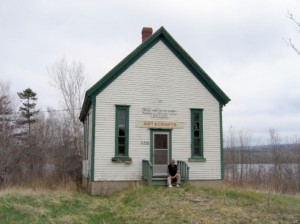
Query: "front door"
152 131 170 176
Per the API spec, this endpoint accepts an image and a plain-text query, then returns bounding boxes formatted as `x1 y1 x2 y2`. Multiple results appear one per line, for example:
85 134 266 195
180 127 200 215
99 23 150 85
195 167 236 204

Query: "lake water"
225 163 300 179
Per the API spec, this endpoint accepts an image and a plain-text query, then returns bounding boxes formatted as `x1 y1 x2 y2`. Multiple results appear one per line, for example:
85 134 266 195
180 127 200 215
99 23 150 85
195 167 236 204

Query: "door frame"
150 129 172 168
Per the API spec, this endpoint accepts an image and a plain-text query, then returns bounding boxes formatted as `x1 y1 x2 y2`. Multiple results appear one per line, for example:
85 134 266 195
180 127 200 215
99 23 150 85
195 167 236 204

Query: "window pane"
154 134 167 149
194 122 199 130
118 110 126 125
194 113 199 122
119 125 125 136
194 139 199 147
194 146 200 156
194 130 199 138
119 145 125 155
119 137 125 145
154 150 168 165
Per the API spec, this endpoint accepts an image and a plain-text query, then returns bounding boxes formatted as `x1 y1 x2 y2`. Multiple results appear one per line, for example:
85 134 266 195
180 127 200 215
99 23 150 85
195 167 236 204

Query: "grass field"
0 184 300 224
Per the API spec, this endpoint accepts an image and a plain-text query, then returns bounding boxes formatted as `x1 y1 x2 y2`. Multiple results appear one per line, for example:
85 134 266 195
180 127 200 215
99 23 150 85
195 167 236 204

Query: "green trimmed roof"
79 26 230 121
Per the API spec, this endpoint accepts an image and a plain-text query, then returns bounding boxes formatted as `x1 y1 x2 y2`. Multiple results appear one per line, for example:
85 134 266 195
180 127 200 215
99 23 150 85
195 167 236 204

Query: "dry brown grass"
1 184 300 223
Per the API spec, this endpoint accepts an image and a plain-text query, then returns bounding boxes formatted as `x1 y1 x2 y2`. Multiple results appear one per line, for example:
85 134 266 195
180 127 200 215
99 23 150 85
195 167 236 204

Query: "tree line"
1 57 299 194
0 58 87 187
224 127 300 194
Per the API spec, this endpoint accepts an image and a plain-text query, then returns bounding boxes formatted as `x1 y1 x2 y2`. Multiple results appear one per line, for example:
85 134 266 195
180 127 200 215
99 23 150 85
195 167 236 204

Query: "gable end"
80 27 230 121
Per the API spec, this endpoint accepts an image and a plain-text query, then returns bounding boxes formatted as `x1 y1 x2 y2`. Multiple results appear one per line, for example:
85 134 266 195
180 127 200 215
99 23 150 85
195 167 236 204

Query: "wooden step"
151 177 167 186
151 177 186 186
143 175 187 186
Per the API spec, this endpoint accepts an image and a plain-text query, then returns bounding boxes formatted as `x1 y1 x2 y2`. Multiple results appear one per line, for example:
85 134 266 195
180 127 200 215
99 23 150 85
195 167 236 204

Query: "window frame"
112 105 132 163
189 109 206 162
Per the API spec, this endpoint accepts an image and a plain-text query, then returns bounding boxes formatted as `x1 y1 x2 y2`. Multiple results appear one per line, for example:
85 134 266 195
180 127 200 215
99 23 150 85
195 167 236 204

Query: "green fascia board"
79 26 230 121
79 94 91 121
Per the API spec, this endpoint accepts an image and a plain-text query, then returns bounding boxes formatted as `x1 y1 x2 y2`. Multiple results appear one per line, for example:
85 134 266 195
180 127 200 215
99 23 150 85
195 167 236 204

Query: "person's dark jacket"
168 164 177 176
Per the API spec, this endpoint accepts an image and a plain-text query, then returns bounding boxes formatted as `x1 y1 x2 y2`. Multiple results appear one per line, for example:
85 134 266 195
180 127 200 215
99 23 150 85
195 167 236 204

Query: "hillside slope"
0 185 299 223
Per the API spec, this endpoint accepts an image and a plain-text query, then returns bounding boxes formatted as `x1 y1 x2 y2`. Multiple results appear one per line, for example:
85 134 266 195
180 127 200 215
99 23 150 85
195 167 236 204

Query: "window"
112 105 131 163
189 109 206 162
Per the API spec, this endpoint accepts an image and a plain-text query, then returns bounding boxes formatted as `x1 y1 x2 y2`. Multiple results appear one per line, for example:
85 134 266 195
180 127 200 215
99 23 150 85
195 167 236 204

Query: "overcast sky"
1 0 300 143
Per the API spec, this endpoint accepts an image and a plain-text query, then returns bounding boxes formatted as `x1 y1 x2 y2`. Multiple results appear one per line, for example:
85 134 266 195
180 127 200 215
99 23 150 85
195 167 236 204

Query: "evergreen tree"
17 88 39 148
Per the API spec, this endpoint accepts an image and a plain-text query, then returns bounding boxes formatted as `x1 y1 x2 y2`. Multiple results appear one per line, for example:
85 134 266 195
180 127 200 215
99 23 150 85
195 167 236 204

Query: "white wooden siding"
94 40 221 181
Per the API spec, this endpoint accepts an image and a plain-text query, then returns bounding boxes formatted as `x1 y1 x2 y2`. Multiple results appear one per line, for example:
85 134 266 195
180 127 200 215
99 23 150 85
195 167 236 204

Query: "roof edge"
79 26 230 121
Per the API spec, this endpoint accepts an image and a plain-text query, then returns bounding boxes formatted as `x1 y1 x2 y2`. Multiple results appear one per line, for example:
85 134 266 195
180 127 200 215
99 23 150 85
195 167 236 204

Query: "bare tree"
287 11 300 55
48 58 87 126
0 64 89 186
268 129 282 192
237 129 253 186
224 126 239 181
224 127 254 185
0 81 21 187
225 127 300 194
294 137 300 191
45 110 83 180
48 58 88 179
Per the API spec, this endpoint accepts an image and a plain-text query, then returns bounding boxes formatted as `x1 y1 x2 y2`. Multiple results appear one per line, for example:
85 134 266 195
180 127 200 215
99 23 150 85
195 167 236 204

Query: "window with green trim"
190 109 205 160
114 105 131 161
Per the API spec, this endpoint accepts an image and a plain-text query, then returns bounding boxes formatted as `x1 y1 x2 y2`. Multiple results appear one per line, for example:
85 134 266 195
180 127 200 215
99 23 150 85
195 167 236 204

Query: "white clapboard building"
79 27 230 195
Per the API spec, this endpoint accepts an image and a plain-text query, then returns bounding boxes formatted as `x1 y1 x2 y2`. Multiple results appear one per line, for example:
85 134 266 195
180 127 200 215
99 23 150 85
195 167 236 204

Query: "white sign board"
142 108 177 118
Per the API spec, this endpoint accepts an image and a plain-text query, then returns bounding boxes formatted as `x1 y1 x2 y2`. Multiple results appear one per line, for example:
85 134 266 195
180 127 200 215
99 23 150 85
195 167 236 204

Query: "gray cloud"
0 0 299 141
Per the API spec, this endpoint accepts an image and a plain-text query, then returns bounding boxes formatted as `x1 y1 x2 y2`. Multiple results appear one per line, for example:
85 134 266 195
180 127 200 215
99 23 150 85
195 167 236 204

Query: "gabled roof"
79 26 230 121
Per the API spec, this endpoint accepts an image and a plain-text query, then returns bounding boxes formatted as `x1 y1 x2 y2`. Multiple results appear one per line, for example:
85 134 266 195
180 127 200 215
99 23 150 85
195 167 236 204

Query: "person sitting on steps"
167 159 181 188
